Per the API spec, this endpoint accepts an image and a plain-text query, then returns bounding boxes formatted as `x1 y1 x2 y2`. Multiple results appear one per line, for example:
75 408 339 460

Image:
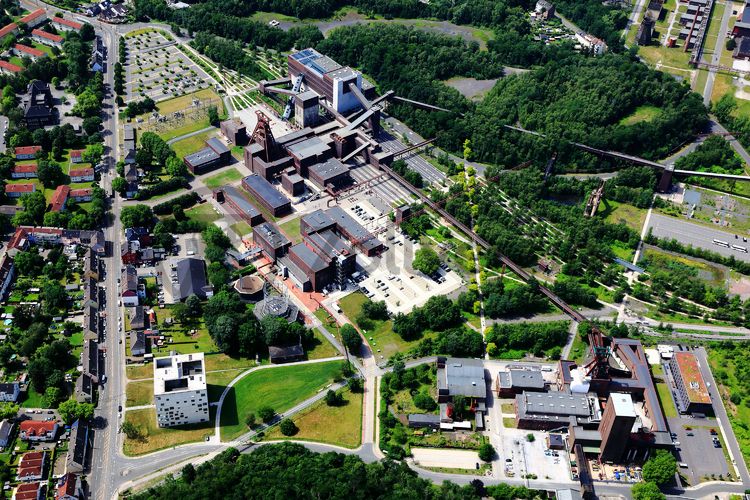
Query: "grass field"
219 361 342 441
206 369 245 403
123 407 214 456
230 221 252 237
157 88 223 116
503 417 517 429
185 203 221 224
708 346 750 465
126 364 153 381
307 329 339 360
619 105 662 126
598 200 648 233
203 168 243 189
656 381 678 418
279 216 303 244
171 131 215 159
265 389 362 448
126 380 154 407
338 292 419 361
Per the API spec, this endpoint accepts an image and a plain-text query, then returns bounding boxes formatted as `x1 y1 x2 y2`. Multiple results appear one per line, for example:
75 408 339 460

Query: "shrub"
279 419 298 436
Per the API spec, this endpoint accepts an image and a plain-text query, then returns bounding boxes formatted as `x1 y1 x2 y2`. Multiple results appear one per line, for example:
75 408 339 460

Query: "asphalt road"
646 212 750 262
702 4 733 106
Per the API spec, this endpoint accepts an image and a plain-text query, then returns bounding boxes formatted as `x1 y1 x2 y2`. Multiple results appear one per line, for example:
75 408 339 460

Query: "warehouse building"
437 357 487 404
184 137 231 175
283 229 356 292
515 390 601 430
281 170 305 196
325 206 383 256
599 393 638 461
669 351 712 415
308 157 350 190
253 222 291 261
242 175 292 216
220 119 248 146
496 368 546 397
214 186 263 227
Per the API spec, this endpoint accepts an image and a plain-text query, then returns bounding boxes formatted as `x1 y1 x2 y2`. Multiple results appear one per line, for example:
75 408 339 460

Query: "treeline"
392 295 462 340
604 166 658 209
131 443 543 499
552 0 628 50
135 0 323 51
486 321 569 358
191 32 265 80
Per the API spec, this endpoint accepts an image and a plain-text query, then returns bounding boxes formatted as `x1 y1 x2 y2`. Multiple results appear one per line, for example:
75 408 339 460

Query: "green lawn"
230 221 252 238
126 364 153 381
20 387 45 408
171 131 215 159
598 199 648 233
306 328 340 360
184 203 221 224
656 382 678 418
206 369 245 403
338 292 432 361
279 216 302 244
265 388 362 448
619 105 662 126
126 380 154 407
219 361 342 441
203 168 243 189
123 407 214 456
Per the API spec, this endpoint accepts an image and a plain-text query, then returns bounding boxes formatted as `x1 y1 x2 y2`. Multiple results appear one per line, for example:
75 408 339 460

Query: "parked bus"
733 245 748 253
714 239 729 247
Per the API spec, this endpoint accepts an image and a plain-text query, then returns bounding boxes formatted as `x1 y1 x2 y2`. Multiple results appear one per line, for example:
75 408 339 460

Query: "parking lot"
498 430 572 482
124 29 209 102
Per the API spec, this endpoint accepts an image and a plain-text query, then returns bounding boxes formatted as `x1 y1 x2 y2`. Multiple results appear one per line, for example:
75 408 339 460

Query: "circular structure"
253 281 298 323
234 275 264 301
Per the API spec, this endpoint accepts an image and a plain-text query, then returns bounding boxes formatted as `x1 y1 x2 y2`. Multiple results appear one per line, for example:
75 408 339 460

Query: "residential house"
11 164 38 179
138 247 155 265
0 60 22 75
535 0 555 20
70 188 93 203
51 16 82 32
22 80 56 129
65 420 88 474
6 183 35 198
31 29 63 48
19 9 47 28
0 382 20 402
19 420 58 442
121 265 140 306
0 23 19 42
13 44 45 61
166 258 213 302
69 150 84 163
17 451 45 482
49 185 70 212
90 36 103 72
12 481 43 500
735 35 750 58
84 248 99 280
0 420 14 448
121 241 139 265
130 330 146 356
54 473 83 500
0 254 15 302
69 167 94 182
15 145 41 160
83 276 98 308
129 305 145 330
125 227 151 246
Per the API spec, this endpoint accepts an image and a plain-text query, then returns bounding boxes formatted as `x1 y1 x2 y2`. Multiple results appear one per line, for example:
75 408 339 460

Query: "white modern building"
153 352 209 427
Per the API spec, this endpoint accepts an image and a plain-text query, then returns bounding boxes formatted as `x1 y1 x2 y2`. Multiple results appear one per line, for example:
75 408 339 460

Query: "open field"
230 221 252 238
125 380 154 407
123 407 214 456
708 346 750 465
219 361 342 441
185 203 221 224
265 389 362 448
126 364 153 381
619 105 662 126
203 168 243 189
598 200 648 233
307 329 339 360
279 217 303 244
171 130 215 159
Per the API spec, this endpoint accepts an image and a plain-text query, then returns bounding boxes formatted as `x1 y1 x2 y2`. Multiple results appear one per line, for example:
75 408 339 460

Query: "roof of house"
13 481 41 500
69 167 94 177
0 420 14 442
55 473 78 499
438 357 486 399
15 146 41 156
66 420 88 470
306 229 352 257
49 185 70 212
516 391 593 417
408 413 441 424
129 306 145 329
737 35 750 55
243 175 290 210
69 149 84 158
172 258 209 300
498 369 545 390
308 157 349 182
14 44 44 57
70 188 93 198
12 165 38 174
19 9 45 24
0 60 22 73
0 23 17 38
122 265 138 292
20 420 56 436
673 351 711 404
324 206 380 252
32 29 63 43
17 451 44 480
52 16 82 29
130 330 145 351
5 183 35 193
221 186 261 220
268 343 304 360
0 382 18 394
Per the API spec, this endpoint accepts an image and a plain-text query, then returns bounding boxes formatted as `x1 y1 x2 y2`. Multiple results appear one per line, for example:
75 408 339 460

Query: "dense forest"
131 443 541 499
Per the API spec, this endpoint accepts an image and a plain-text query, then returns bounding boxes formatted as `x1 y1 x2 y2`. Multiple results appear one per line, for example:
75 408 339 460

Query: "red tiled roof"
69 167 93 177
17 451 44 480
69 149 84 158
49 185 70 212
51 16 81 30
19 9 45 24
8 227 27 250
12 165 38 174
70 188 92 197
0 23 18 38
13 482 41 500
5 183 35 193
15 146 41 156
31 29 62 43
19 420 56 436
0 60 22 73
14 44 44 58
55 473 77 499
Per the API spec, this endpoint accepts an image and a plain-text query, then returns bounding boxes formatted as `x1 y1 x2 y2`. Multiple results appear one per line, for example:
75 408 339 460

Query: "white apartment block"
153 352 209 427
